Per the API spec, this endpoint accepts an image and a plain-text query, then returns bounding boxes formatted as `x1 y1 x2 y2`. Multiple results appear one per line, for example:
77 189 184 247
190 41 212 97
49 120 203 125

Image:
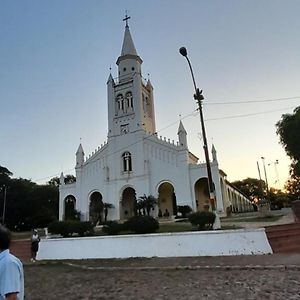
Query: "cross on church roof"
123 11 130 27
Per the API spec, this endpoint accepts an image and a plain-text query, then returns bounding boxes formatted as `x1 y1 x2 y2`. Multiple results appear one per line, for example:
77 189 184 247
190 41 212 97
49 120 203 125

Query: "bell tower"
107 15 156 138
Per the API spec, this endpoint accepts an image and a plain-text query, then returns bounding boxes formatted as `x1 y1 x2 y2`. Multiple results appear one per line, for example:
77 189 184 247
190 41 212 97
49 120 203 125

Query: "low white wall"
37 229 272 260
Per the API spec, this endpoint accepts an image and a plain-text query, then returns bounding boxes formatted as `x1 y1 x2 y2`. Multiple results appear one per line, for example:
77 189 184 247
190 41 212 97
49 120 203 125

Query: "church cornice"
116 54 143 65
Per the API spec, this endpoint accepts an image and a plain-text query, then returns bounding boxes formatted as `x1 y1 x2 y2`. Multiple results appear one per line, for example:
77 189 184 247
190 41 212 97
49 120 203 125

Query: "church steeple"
107 16 156 138
116 15 142 70
120 24 138 57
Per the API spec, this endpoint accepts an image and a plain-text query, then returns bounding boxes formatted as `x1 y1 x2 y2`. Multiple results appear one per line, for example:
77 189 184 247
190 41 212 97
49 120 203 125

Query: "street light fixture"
179 47 220 229
261 157 269 195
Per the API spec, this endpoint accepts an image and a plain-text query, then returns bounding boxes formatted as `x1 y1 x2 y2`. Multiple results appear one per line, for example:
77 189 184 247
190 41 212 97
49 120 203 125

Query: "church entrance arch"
64 195 77 220
120 187 136 219
89 191 104 224
157 182 177 217
194 178 210 211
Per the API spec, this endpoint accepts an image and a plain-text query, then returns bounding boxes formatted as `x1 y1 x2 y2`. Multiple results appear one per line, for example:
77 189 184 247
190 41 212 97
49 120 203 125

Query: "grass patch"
158 222 194 233
221 225 243 230
11 231 31 240
222 215 282 223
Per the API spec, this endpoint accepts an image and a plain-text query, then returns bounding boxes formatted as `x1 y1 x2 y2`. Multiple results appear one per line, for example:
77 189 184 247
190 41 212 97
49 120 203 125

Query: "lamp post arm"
185 56 198 94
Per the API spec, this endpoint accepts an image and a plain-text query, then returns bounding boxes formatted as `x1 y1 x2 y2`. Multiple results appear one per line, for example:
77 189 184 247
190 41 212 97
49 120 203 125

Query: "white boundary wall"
37 229 272 260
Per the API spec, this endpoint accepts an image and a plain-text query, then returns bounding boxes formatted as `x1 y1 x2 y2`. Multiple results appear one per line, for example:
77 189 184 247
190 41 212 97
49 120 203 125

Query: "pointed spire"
76 143 84 155
178 121 187 148
76 143 84 167
177 120 187 134
212 144 217 162
107 73 114 84
121 25 138 56
59 172 65 185
146 78 153 89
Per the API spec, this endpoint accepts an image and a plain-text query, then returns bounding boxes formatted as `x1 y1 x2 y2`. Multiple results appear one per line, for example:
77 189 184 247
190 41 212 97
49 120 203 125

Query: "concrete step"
265 222 300 253
10 239 31 262
265 222 300 232
267 227 300 239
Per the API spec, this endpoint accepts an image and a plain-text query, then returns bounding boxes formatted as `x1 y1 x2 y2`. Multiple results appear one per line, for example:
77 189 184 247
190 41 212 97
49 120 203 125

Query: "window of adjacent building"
122 151 132 172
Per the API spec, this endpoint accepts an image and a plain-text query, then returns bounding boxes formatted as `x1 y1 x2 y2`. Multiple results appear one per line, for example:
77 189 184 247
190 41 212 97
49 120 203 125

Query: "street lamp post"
261 157 269 196
179 47 220 229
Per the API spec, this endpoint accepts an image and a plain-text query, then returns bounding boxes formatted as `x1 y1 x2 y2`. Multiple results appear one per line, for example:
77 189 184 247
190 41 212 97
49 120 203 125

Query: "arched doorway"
158 182 177 217
120 187 136 219
89 191 104 224
64 195 78 220
194 178 210 211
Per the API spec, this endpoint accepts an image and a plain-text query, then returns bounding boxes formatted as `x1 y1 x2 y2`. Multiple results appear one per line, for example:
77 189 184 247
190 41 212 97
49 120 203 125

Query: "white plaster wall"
37 229 272 260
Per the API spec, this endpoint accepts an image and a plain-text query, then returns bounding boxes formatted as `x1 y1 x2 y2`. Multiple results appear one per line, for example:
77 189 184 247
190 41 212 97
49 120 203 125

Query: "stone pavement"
222 208 295 229
25 255 300 300
58 254 300 269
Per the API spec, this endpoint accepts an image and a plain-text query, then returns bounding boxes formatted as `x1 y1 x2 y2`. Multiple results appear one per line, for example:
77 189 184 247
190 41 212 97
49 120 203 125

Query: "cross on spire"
123 11 130 27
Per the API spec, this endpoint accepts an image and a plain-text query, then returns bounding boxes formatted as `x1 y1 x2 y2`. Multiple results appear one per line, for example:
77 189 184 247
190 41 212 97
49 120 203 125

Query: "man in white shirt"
0 225 24 300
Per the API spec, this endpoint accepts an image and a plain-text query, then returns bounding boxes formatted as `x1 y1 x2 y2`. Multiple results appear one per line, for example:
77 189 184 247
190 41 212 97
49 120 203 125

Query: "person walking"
30 229 40 262
0 225 24 300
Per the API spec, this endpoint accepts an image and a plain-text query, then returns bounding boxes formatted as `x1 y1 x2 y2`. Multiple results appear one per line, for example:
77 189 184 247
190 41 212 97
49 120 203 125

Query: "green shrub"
188 211 216 230
73 221 94 237
102 221 123 235
124 215 159 234
177 205 192 218
48 221 94 237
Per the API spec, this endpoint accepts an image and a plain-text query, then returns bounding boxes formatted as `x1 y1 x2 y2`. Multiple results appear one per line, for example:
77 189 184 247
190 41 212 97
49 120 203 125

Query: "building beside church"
59 21 253 221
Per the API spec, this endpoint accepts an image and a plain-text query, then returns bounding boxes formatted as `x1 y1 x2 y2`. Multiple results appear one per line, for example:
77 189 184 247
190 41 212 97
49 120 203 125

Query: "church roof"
121 25 138 56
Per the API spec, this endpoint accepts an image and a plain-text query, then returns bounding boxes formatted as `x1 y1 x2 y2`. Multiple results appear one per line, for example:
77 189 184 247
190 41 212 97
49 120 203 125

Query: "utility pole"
179 46 220 229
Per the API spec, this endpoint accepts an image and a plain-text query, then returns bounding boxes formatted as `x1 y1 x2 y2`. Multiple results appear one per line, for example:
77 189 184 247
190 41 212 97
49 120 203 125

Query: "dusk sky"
1 0 299 188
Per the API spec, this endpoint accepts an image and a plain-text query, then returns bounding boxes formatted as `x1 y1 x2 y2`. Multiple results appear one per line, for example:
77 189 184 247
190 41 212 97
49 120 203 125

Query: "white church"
59 20 253 222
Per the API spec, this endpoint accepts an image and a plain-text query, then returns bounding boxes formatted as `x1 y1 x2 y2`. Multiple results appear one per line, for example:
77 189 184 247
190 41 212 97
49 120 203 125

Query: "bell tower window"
126 91 133 111
122 151 132 172
116 94 124 115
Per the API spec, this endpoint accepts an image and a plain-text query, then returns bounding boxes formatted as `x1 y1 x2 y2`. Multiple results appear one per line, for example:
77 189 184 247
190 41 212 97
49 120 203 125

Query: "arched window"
145 96 151 117
122 151 132 172
125 91 133 111
116 94 124 115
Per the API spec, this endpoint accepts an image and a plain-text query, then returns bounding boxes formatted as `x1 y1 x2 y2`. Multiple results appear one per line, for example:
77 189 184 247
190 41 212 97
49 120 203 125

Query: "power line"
204 96 300 105
34 109 197 183
205 106 296 121
34 104 297 183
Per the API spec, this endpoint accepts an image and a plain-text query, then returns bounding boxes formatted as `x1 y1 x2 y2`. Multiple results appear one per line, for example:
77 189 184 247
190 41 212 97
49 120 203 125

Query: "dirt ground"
24 255 300 300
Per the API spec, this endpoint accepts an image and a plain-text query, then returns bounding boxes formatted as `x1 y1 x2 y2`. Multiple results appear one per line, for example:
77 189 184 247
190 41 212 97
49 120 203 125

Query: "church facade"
59 22 253 222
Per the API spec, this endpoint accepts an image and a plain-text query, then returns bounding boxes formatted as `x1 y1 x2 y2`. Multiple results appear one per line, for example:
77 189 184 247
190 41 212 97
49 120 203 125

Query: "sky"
1 0 299 189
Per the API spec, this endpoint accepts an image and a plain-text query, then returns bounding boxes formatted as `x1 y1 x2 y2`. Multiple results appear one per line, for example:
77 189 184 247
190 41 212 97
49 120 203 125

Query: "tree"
103 203 114 222
177 205 192 218
268 187 290 209
89 198 103 225
64 175 76 184
285 174 300 201
48 177 60 186
0 166 13 186
276 106 300 176
137 195 158 216
48 174 76 186
0 166 13 178
231 178 265 202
